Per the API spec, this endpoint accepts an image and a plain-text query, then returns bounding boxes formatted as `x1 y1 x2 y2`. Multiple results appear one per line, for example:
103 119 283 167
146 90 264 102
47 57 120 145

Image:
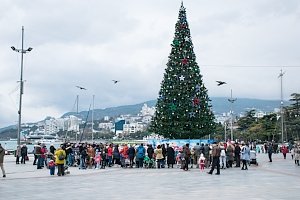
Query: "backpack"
58 152 65 160
137 147 144 156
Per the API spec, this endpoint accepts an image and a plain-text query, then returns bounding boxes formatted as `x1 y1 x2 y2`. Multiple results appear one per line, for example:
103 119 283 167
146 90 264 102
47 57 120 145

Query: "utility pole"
228 89 237 142
92 95 95 143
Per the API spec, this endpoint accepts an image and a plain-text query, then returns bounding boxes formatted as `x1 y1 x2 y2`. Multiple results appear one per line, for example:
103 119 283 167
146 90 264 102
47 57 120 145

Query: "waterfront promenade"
0 153 299 200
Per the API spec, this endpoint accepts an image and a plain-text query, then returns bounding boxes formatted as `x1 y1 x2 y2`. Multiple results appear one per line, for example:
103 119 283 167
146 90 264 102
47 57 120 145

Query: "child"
94 150 101 169
198 153 206 172
48 160 55 175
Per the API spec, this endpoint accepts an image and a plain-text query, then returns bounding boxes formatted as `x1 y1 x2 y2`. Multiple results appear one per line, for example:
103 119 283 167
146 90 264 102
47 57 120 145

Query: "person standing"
166 144 175 168
147 144 154 160
193 143 201 168
128 144 135 168
281 145 288 159
241 143 250 170
182 144 191 171
15 145 21 164
268 143 273 162
21 144 28 164
155 145 164 168
0 143 6 178
226 142 234 168
55 147 66 176
203 144 210 168
50 144 56 155
219 142 226 169
208 142 221 175
294 145 300 166
234 143 241 167
136 143 145 168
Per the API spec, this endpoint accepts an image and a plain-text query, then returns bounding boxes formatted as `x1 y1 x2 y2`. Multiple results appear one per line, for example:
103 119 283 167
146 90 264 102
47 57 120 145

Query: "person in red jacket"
281 145 288 159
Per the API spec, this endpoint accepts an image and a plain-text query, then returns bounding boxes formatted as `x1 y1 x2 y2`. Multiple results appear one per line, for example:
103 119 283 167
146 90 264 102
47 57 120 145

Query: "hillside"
0 97 286 134
62 97 284 121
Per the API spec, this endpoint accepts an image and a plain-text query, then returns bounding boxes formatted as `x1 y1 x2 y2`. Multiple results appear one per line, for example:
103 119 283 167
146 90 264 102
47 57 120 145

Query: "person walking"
0 143 6 178
208 142 221 175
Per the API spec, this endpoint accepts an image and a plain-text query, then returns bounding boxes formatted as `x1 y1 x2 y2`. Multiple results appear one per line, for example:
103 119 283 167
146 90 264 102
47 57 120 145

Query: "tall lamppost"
279 69 285 144
228 89 237 142
11 26 33 147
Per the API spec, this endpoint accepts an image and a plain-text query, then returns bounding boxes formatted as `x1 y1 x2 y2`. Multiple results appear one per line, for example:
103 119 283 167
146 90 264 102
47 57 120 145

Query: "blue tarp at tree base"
146 139 215 148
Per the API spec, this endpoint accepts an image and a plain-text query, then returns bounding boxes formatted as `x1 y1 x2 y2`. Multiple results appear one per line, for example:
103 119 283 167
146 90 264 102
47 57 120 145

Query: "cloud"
1 0 300 127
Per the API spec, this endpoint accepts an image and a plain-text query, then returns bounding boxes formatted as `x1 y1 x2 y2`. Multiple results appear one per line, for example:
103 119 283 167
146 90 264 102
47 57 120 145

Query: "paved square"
0 153 299 200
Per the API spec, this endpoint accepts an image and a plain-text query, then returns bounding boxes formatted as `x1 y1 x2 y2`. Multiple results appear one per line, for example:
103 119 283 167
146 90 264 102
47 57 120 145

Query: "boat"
25 134 62 144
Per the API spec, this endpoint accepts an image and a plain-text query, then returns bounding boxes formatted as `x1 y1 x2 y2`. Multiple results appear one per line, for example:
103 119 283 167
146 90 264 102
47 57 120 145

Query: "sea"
0 140 61 153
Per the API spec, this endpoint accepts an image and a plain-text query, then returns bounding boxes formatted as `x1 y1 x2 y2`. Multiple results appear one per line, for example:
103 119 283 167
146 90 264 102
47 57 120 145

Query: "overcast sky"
0 0 300 128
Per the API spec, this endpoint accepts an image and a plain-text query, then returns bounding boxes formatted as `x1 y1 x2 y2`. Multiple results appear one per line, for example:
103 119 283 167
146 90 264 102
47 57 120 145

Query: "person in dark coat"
166 144 175 168
161 144 167 168
147 144 154 159
113 145 120 165
128 145 135 168
50 144 56 155
268 143 273 162
234 143 241 167
20 144 28 164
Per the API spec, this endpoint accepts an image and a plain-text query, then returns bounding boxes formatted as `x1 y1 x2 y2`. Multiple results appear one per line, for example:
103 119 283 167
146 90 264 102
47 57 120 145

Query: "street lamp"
228 89 237 142
11 26 33 147
278 69 285 144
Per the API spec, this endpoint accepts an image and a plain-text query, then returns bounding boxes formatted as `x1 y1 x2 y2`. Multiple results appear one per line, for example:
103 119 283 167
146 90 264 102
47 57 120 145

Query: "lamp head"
11 46 16 51
27 47 33 52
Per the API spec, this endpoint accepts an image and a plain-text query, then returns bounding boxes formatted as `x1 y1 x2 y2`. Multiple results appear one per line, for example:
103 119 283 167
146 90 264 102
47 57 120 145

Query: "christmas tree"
150 3 215 139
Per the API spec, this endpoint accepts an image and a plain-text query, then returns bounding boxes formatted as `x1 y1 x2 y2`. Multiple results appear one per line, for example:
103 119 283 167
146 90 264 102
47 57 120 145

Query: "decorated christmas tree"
150 3 215 139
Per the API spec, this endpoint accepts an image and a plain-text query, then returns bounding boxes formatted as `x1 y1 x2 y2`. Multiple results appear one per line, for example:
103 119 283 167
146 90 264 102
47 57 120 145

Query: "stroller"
249 150 258 166
144 156 155 169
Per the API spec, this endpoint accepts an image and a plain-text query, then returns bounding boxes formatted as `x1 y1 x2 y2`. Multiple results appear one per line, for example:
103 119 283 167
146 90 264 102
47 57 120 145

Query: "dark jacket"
166 146 175 164
147 146 154 159
21 146 27 155
128 147 135 159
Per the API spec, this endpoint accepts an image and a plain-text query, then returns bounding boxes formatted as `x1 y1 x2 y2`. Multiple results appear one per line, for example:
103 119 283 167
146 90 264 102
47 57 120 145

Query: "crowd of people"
0 140 299 178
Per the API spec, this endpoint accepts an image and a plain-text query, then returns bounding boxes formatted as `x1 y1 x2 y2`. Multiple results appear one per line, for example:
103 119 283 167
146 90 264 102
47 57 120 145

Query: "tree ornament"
195 84 201 92
179 75 185 81
181 58 188 65
169 103 177 111
193 97 200 106
173 39 179 46
184 36 190 42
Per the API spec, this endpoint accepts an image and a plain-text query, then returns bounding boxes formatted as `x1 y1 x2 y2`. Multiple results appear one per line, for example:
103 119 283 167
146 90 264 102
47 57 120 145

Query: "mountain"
61 97 285 121
0 97 287 133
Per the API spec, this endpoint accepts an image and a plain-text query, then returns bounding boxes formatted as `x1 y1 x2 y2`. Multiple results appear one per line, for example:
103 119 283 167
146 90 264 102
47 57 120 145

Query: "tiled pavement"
0 153 299 200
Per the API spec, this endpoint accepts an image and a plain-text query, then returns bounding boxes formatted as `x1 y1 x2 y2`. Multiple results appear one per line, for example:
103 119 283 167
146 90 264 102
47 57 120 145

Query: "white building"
140 104 155 116
99 122 114 130
44 118 59 134
123 122 145 134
